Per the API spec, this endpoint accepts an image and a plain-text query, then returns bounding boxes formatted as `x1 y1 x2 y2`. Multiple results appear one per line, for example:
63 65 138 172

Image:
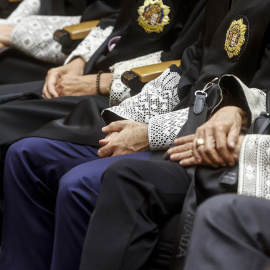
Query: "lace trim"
0 0 40 26
238 135 270 200
109 51 162 106
149 108 189 150
103 67 181 149
11 15 81 64
65 26 114 64
222 75 266 121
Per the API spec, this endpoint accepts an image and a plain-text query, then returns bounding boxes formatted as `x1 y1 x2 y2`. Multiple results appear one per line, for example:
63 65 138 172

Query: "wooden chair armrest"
63 20 100 40
129 60 181 83
8 0 22 2
121 60 181 96
54 20 100 42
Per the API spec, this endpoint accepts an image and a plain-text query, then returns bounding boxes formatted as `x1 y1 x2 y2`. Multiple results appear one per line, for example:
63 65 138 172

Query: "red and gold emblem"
225 18 247 59
138 0 170 33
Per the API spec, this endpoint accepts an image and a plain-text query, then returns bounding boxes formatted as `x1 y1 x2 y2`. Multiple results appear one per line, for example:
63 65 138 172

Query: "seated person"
0 0 203 261
184 193 270 270
0 0 121 83
1 0 270 270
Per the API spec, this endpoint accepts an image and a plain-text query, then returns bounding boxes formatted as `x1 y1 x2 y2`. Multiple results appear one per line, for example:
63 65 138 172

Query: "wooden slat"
130 60 181 83
63 20 100 40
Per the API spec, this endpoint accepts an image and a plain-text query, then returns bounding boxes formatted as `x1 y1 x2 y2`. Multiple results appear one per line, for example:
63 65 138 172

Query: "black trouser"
79 158 190 270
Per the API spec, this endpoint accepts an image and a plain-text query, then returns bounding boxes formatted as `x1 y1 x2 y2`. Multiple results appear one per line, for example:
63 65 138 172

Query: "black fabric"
0 48 58 84
79 159 190 270
39 0 93 16
0 0 19 18
85 0 202 74
0 0 123 84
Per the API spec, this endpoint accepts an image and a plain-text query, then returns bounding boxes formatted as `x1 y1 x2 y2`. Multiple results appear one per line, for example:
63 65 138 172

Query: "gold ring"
196 138 205 148
190 150 193 157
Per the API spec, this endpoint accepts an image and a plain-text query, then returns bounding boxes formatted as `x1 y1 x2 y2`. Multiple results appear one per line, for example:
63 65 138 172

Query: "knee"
6 138 43 162
102 159 137 188
57 166 100 208
196 194 240 224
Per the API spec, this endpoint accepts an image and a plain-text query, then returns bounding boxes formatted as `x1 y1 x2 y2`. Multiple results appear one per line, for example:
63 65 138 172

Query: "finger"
203 127 226 166
227 122 241 150
102 121 127 133
214 126 235 166
42 84 52 99
167 142 193 156
99 139 111 146
98 145 113 158
170 150 194 162
46 71 59 98
179 156 200 167
193 128 204 163
173 134 195 146
197 145 220 168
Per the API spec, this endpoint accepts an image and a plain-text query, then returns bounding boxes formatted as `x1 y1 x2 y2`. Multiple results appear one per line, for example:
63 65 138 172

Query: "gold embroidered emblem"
225 18 247 59
138 0 170 33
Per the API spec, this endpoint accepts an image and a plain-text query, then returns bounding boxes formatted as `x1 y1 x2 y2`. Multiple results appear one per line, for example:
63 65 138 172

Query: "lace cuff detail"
102 67 181 124
148 108 189 150
109 51 162 106
219 75 266 121
11 15 81 64
65 26 113 64
3 0 40 26
238 135 270 199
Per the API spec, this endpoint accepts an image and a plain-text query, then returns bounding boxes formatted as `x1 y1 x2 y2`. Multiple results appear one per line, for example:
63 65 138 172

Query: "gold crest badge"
138 0 170 34
225 18 248 59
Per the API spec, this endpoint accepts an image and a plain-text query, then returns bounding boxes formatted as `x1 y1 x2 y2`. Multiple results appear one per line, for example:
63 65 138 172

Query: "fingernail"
229 141 235 148
170 154 175 160
167 149 172 154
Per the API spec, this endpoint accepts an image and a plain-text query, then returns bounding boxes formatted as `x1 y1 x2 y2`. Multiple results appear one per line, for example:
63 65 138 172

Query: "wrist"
69 57 86 75
98 73 113 96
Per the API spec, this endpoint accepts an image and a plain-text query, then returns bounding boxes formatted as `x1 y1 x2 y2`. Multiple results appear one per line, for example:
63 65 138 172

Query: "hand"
0 25 14 46
167 135 198 164
54 73 113 97
42 57 86 99
98 120 150 158
192 106 249 168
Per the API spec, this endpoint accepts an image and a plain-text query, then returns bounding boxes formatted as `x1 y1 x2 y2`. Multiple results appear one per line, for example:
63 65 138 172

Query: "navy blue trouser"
0 137 151 270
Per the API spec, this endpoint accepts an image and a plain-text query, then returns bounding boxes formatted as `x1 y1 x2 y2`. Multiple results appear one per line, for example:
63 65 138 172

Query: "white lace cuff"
109 51 163 106
65 26 113 64
102 67 181 125
148 108 189 150
238 135 270 199
10 15 81 64
3 0 40 26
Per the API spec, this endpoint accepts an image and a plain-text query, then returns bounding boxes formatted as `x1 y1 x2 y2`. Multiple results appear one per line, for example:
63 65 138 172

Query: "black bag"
169 82 270 270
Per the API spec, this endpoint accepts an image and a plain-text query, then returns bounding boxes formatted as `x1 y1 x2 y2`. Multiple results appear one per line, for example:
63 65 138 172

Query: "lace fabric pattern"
148 108 189 150
103 67 182 150
11 15 81 64
238 135 270 200
220 75 266 121
109 51 163 106
0 0 40 26
65 26 114 64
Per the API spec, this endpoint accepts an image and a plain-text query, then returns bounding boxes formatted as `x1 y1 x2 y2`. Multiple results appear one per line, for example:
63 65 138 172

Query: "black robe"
0 0 122 84
80 0 270 268
0 0 20 18
0 0 205 241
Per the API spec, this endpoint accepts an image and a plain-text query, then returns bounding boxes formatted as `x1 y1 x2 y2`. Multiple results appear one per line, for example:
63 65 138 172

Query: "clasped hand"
167 106 249 168
98 120 150 158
